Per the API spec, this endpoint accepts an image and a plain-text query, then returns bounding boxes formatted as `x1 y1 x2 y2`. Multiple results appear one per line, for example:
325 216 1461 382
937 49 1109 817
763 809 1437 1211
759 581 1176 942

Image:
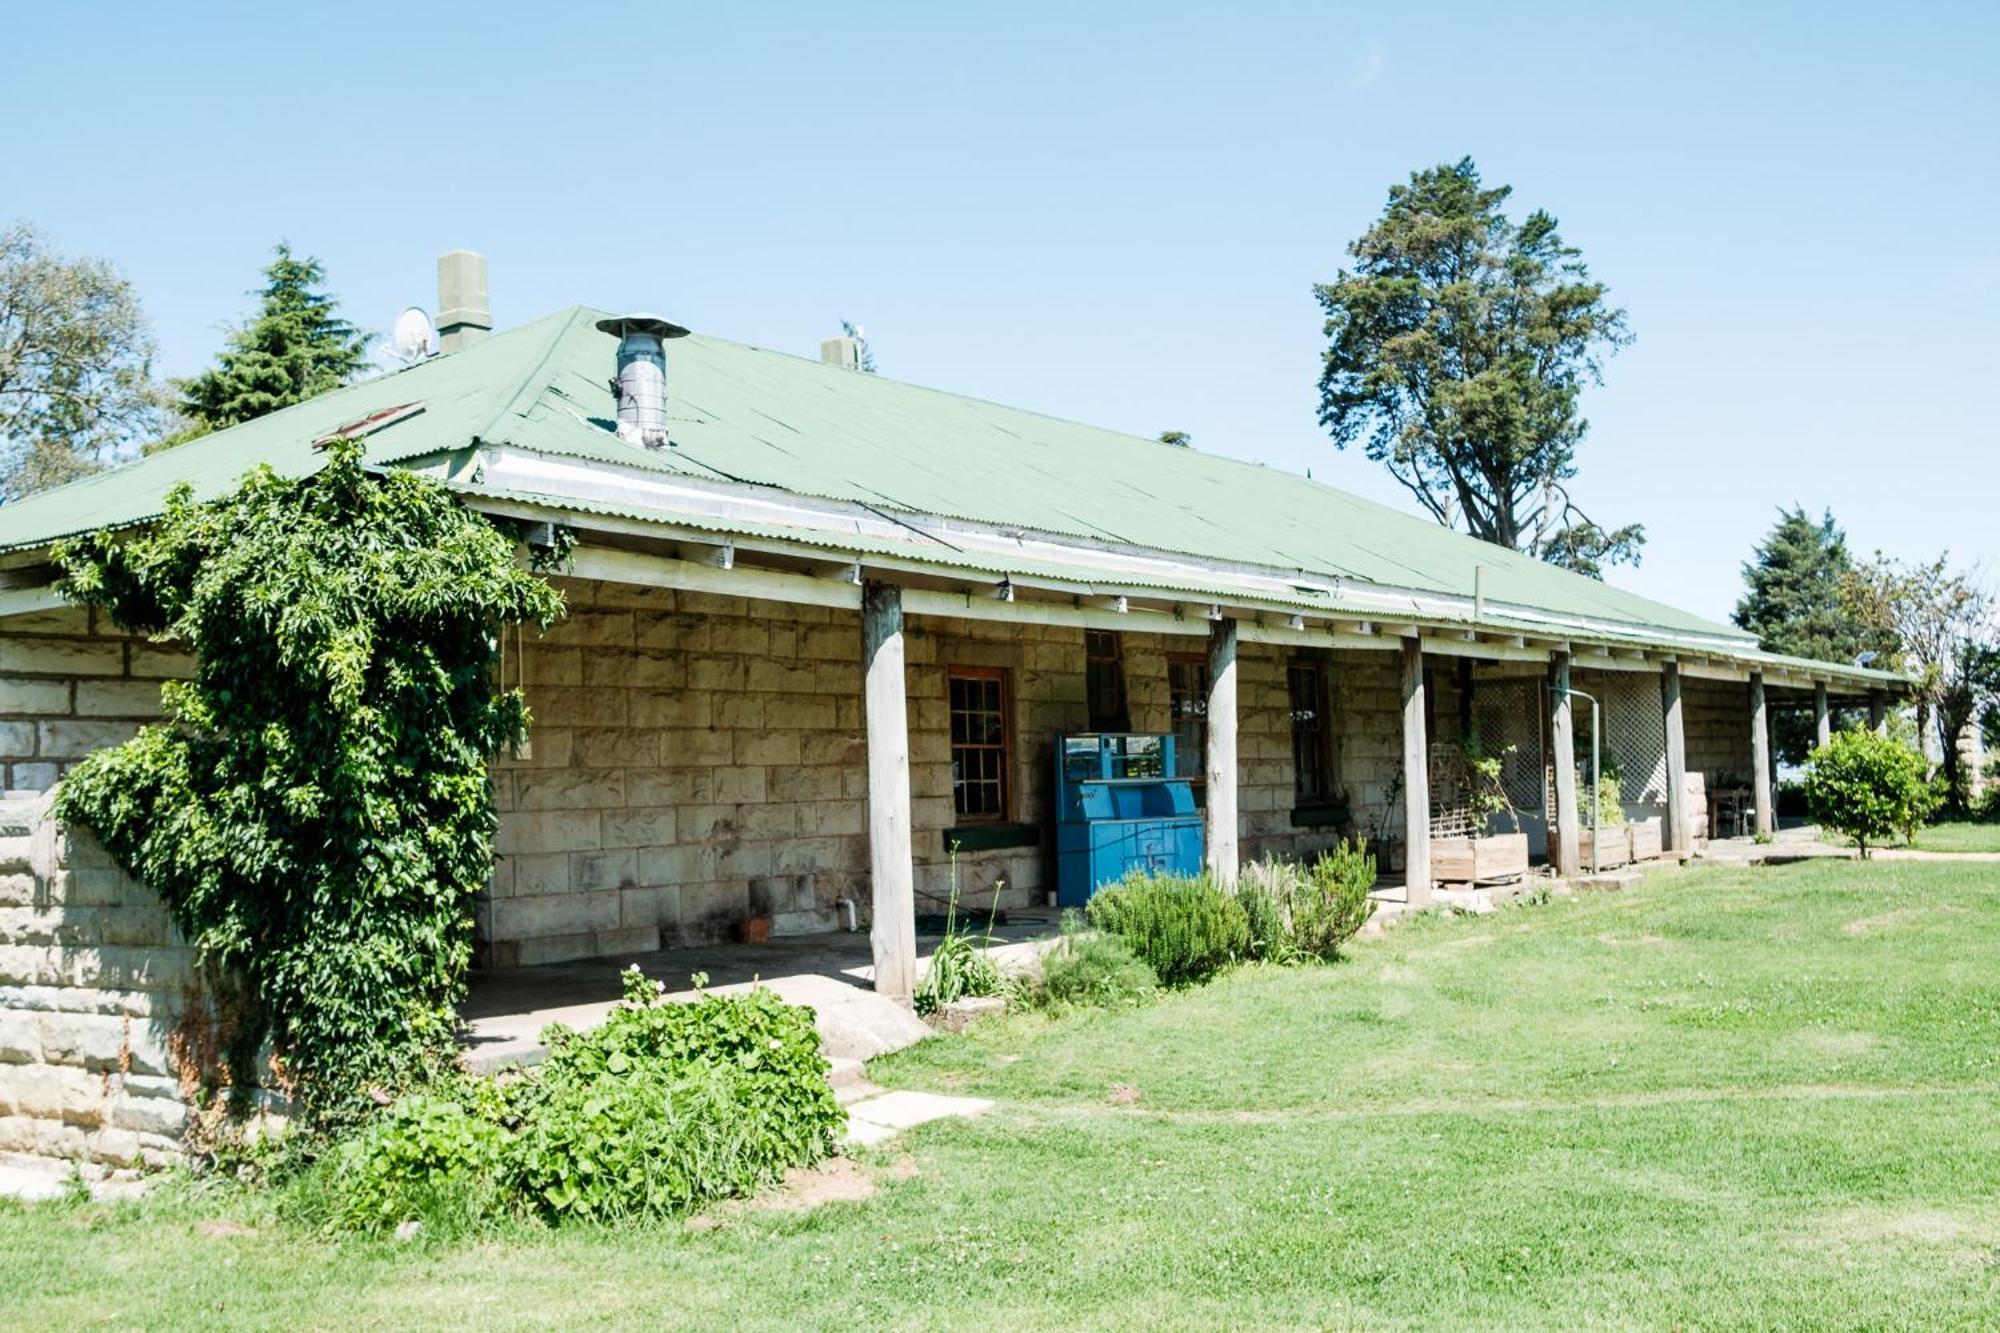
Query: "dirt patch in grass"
1843 905 1964 935
696 1158 881 1227
1805 1206 2000 1266
1595 932 1667 947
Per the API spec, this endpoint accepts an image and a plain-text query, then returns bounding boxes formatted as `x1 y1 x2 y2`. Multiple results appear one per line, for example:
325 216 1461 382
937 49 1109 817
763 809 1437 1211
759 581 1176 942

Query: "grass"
7 859 2000 1328
1909 819 2000 854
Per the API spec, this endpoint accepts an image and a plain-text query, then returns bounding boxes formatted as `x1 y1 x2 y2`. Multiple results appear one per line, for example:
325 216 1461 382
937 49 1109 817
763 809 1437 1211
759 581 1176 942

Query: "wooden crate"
1432 833 1530 885
1629 819 1663 862
1578 827 1633 870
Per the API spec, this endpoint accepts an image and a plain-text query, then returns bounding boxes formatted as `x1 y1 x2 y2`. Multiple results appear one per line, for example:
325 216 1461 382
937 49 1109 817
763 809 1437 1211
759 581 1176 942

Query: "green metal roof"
3 304 1754 649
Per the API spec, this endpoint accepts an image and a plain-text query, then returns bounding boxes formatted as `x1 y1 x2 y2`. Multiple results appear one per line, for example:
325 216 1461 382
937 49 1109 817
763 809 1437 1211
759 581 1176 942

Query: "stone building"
0 255 1902 1164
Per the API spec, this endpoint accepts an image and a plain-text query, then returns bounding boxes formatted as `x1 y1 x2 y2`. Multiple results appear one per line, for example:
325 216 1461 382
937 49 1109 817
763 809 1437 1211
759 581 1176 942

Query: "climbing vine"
53 441 564 1126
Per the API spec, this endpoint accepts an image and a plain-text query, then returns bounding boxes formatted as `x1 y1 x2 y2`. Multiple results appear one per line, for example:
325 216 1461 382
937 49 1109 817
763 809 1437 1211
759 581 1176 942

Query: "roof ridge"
471 305 597 445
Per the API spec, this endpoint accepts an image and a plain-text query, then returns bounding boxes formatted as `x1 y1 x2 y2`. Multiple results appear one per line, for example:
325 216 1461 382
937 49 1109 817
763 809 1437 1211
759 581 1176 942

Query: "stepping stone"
841 1117 899 1149
845 1090 994 1134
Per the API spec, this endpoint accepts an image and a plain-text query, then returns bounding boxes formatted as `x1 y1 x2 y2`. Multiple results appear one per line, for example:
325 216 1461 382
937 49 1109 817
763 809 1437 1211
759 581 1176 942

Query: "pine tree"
171 244 368 439
1734 507 1882 764
1734 507 1870 663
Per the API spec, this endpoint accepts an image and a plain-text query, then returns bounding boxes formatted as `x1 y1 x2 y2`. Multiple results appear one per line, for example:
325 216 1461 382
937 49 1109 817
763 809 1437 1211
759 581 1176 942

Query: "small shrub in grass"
301 1086 510 1238
302 968 842 1232
1087 871 1248 987
1238 841 1377 963
1025 913 1159 1010
1804 730 1938 858
1292 841 1377 959
914 869 1005 1017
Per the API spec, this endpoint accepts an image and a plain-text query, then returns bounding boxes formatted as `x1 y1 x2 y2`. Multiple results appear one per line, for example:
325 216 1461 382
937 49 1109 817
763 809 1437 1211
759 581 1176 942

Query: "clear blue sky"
7 2 1995 625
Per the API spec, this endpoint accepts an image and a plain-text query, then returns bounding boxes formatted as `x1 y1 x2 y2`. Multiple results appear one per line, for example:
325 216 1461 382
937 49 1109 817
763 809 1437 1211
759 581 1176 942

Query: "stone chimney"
437 251 492 352
820 333 861 369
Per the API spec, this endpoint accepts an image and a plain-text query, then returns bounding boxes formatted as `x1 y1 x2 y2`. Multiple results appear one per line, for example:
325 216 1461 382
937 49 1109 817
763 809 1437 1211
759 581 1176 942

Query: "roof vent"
594 313 689 449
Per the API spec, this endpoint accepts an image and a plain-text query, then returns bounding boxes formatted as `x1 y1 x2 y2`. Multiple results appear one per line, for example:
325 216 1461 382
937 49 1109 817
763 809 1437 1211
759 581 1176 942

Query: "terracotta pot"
734 915 773 945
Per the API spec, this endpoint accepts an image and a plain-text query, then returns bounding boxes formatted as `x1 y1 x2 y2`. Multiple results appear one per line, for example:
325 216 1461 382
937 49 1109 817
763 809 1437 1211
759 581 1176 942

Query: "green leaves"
1804 730 1938 857
52 438 562 1127
1315 158 1639 577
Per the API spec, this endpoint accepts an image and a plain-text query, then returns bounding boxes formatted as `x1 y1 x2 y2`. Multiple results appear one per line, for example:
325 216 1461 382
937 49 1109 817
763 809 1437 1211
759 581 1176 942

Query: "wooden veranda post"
1400 636 1432 906
1814 681 1831 752
1204 617 1239 885
1869 690 1887 734
861 582 916 1002
1549 651 1580 876
1750 671 1774 837
1661 661 1689 855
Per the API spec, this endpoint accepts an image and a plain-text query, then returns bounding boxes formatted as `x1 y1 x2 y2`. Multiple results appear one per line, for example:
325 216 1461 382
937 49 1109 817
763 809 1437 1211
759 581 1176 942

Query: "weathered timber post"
1549 650 1580 876
1400 635 1432 906
861 582 915 1002
1814 681 1831 752
1661 661 1689 855
1204 617 1239 885
1750 671 1774 838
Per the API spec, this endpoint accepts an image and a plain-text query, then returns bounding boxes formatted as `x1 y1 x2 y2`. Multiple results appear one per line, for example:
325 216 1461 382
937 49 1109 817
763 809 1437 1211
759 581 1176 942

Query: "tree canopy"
169 243 369 442
0 220 160 501
1843 552 1997 810
1315 159 1638 578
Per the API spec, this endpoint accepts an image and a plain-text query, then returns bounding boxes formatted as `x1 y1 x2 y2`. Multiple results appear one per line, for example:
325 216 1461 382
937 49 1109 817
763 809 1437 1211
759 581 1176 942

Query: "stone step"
826 1055 867 1089
836 1078 886 1107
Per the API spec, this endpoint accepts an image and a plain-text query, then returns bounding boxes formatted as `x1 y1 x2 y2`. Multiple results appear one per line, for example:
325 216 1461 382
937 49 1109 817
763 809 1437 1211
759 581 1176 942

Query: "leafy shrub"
1291 842 1378 959
304 1087 510 1237
1025 913 1159 1010
1238 841 1377 963
523 967 843 1209
1805 729 1938 857
1087 871 1248 987
302 968 842 1232
50 441 563 1127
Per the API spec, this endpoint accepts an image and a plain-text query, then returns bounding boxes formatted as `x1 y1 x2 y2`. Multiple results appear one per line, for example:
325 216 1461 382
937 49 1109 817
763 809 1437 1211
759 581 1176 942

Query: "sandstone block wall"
1684 678 1755 788
490 581 1415 966
0 605 187 793
0 793 198 1168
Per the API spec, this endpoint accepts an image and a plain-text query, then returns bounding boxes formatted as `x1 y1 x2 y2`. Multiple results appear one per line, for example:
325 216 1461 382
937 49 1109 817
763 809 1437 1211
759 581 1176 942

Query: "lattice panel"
1602 675 1668 804
1472 677 1546 817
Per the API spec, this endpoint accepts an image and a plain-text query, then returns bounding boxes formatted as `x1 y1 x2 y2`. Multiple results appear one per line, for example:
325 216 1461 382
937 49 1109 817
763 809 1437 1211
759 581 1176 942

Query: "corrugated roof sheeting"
6 303 1782 657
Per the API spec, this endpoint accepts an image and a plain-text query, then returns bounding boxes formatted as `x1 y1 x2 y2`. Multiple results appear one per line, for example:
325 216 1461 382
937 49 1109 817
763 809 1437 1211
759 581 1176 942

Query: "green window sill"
1290 804 1351 829
943 823 1042 853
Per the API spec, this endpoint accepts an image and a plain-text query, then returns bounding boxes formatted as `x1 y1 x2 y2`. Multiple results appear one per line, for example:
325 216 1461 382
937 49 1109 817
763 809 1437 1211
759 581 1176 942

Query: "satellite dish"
388 306 438 364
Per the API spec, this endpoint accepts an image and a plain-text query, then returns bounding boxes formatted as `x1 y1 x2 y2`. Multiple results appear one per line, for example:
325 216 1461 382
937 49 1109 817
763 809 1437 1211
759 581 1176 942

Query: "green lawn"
8 860 2000 1329
1909 820 2000 854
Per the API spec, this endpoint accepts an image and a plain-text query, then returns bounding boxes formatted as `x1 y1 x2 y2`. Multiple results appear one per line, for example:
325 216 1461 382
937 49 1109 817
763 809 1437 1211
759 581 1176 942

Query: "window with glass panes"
948 667 1010 822
1085 630 1130 732
1288 661 1333 805
1167 652 1209 781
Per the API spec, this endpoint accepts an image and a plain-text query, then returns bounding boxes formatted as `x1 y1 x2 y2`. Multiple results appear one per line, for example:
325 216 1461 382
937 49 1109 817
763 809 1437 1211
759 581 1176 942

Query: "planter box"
1431 833 1530 885
1628 819 1663 863
1578 827 1633 870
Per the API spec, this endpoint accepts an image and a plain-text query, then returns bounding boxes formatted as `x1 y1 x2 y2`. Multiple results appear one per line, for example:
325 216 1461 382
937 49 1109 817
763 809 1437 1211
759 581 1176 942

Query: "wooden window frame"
1288 659 1335 808
1167 650 1209 786
947 664 1014 825
1085 629 1131 733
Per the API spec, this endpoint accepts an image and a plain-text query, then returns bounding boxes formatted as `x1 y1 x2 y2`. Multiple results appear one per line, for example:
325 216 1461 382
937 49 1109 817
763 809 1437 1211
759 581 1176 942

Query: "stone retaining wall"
0 793 199 1168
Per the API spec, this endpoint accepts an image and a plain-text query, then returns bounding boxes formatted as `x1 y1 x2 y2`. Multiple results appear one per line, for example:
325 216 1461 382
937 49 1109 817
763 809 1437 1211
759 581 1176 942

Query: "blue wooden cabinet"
1054 733 1205 908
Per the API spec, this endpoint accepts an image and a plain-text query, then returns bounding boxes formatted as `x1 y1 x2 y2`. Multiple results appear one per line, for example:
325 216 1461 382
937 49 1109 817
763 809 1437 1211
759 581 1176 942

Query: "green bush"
302 968 842 1233
913 876 1004 1017
1238 841 1377 963
1804 729 1938 857
1030 915 1159 1009
1292 842 1378 959
1087 871 1248 987
304 1088 510 1237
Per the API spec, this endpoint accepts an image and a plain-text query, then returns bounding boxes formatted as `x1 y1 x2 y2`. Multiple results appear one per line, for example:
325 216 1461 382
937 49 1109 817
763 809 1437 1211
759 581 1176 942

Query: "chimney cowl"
594 313 690 449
